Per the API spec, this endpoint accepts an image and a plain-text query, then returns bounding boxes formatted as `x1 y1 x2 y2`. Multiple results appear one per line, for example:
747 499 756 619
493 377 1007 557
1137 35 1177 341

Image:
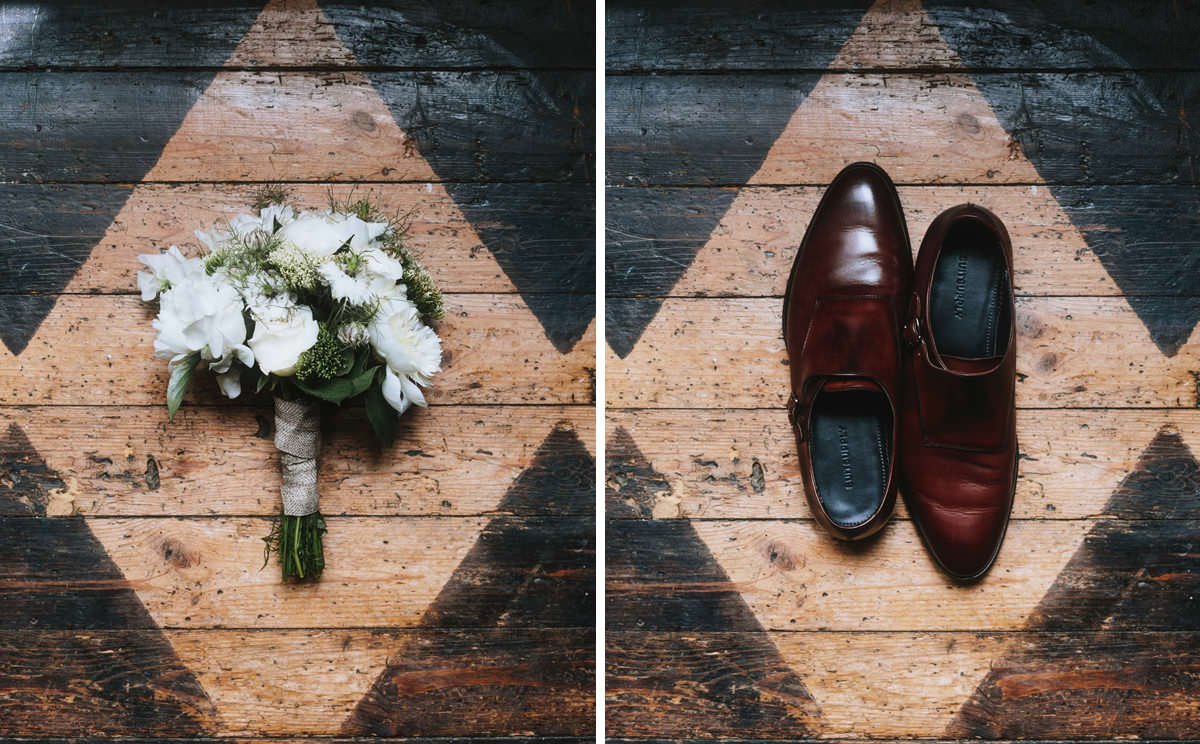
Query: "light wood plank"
610 518 1089 632
0 294 594 406
607 296 1200 409
1 406 591 517
606 409 1196 520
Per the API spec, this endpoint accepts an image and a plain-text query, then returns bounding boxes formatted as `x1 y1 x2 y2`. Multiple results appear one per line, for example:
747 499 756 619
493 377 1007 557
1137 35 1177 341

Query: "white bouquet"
138 190 444 581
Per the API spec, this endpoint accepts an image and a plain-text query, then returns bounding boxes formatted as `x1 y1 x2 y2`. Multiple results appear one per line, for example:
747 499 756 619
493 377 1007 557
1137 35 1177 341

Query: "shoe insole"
929 221 1010 359
809 390 891 528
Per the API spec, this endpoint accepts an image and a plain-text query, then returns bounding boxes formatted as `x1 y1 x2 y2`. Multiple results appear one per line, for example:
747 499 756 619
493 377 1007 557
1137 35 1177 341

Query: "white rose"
333 213 389 251
279 213 357 259
247 296 319 377
369 297 441 414
152 275 253 399
137 245 205 301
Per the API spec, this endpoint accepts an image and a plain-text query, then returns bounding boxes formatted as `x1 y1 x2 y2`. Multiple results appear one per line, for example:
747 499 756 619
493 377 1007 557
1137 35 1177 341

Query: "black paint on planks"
442 183 596 353
949 428 1200 738
925 0 1200 71
344 423 595 736
0 423 63 516
0 425 214 734
606 0 870 73
318 0 594 71
0 1 264 69
325 5 596 352
605 428 818 737
0 5 255 355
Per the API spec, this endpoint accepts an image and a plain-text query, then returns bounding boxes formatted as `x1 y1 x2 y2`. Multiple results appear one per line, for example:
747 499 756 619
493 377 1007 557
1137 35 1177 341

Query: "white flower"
359 246 406 282
318 263 376 305
278 213 355 259
333 213 389 251
369 297 441 414
152 274 253 398
137 246 204 301
246 294 319 377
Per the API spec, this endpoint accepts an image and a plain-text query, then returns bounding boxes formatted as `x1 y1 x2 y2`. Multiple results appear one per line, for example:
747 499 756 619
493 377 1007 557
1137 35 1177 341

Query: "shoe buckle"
903 315 923 348
787 393 804 439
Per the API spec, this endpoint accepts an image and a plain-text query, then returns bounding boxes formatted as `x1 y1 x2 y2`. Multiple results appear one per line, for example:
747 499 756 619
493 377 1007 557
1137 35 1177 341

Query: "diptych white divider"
610 0 1195 735
0 0 589 733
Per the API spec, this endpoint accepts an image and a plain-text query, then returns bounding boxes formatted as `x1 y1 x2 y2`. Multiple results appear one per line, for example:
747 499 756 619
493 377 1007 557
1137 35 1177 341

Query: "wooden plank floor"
606 0 1200 741
0 0 593 739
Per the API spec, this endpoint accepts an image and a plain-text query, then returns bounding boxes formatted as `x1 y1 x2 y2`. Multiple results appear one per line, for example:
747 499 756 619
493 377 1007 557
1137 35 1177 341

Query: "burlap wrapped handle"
274 397 321 517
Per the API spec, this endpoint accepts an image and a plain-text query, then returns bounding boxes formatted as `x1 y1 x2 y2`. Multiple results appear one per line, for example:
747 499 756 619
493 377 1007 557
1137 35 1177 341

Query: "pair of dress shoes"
784 162 1017 582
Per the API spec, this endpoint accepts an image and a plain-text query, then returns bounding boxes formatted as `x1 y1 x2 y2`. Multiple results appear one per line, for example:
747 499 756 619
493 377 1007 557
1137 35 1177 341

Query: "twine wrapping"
274 397 321 517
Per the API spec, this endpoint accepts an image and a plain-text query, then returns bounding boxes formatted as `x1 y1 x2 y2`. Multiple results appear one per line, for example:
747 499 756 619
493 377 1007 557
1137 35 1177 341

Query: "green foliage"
252 183 290 211
404 262 445 320
263 512 326 581
292 347 378 405
296 325 352 384
365 368 399 446
166 353 200 421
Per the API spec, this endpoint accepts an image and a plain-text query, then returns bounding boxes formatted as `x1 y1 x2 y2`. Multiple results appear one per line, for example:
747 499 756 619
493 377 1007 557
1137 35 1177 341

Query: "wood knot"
160 538 197 569
765 539 802 571
352 110 376 132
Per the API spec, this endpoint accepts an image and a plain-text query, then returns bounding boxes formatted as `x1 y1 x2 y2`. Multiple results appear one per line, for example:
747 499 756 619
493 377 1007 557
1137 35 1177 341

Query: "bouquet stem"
277 512 326 580
270 396 325 582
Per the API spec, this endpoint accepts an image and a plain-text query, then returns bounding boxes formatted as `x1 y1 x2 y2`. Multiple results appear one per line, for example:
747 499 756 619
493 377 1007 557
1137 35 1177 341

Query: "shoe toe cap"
913 500 1010 581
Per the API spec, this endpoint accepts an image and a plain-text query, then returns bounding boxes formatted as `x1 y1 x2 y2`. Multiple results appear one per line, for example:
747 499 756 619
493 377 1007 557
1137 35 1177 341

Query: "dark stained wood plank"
0 70 591 183
606 629 818 740
0 629 215 736
343 628 594 737
949 631 1200 738
606 72 1200 186
0 628 591 738
608 630 1200 740
606 0 1200 72
0 0 592 70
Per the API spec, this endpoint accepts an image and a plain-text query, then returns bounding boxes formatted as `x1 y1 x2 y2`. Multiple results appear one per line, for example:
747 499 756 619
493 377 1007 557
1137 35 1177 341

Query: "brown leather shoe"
784 162 911 540
899 204 1017 581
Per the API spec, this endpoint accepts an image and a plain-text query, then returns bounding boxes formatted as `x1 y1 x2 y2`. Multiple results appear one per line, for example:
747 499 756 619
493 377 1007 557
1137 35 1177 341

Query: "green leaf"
365 374 399 447
166 353 200 421
292 363 379 405
272 216 283 234
254 370 272 394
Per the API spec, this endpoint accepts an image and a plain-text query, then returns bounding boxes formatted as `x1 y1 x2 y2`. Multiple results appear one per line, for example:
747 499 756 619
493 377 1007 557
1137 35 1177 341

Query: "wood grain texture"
605 410 1200 520
607 296 1200 409
0 182 579 295
608 630 1200 739
0 0 593 70
0 628 591 737
0 406 591 517
0 70 590 183
0 294 595 406
1 516 592 630
609 184 1200 298
608 517 1098 632
606 0 1200 71
607 72 1199 186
